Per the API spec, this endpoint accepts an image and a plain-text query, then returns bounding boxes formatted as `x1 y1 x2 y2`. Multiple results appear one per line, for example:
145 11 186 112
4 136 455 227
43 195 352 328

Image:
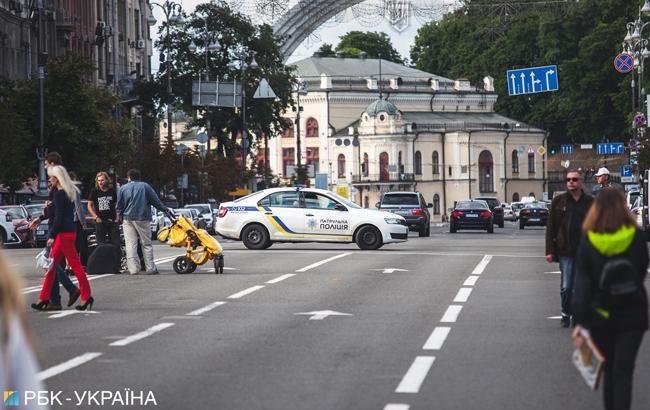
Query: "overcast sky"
150 0 430 72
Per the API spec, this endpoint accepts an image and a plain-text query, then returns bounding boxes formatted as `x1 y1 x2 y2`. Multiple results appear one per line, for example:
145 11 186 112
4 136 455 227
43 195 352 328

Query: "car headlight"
384 218 404 225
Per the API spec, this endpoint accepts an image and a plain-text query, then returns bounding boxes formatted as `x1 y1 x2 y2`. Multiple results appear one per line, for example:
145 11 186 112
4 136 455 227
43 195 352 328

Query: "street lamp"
148 1 183 145
175 143 188 206
293 81 307 183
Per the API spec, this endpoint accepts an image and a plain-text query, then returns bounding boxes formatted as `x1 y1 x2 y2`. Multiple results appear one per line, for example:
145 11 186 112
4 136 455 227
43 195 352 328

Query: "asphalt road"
5 222 650 410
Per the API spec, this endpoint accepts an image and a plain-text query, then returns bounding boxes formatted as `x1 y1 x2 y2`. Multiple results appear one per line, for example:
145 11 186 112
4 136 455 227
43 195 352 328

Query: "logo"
307 218 317 230
4 391 19 407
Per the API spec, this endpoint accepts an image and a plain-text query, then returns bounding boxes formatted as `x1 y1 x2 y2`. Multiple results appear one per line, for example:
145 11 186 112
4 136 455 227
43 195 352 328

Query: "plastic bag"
35 246 53 272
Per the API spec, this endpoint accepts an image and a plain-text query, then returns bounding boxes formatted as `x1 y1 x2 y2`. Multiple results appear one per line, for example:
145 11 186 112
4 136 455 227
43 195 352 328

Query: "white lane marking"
295 252 352 272
109 323 175 347
453 288 473 303
547 315 562 320
544 271 561 274
48 310 98 319
294 310 353 320
371 268 409 274
384 405 410 410
395 356 436 393
223 249 542 258
186 301 227 316
228 285 265 299
471 255 492 275
38 352 102 381
463 275 479 286
423 327 451 350
154 255 181 264
23 274 114 294
266 274 296 284
440 305 463 323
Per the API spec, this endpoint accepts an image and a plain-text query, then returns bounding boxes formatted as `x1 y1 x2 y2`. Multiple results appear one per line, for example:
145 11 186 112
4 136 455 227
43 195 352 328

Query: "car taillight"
218 207 228 218
479 211 492 217
520 209 531 215
412 209 423 216
452 210 464 218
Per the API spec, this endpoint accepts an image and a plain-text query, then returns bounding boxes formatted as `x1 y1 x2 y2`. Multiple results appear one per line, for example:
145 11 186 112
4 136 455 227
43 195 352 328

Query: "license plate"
37 230 45 235
466 214 478 218
529 218 540 222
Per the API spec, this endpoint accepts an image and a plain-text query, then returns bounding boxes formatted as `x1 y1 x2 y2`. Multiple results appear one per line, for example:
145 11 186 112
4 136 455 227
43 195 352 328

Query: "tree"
0 82 32 190
336 31 403 63
314 43 336 57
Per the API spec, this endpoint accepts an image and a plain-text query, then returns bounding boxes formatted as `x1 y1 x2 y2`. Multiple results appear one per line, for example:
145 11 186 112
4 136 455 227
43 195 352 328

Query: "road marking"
295 252 352 272
440 305 463 323
228 285 265 299
23 274 114 294
395 356 436 393
384 405 410 410
109 323 175 347
544 271 561 274
203 267 236 272
224 250 541 258
266 274 296 284
187 301 227 316
453 288 473 303
38 352 102 381
294 310 353 320
547 315 562 320
463 275 479 286
423 327 451 350
371 268 409 274
471 255 492 275
48 310 98 319
154 255 182 264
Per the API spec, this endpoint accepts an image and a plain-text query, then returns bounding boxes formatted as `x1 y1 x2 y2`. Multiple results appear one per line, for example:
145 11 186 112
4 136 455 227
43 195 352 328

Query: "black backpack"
597 257 641 310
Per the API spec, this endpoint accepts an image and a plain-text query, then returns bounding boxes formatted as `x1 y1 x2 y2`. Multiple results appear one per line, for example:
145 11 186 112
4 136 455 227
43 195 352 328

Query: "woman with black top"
32 165 94 311
572 188 648 410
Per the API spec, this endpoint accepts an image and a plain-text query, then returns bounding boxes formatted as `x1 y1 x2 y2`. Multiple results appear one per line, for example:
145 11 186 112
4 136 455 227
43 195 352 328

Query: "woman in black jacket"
572 188 648 410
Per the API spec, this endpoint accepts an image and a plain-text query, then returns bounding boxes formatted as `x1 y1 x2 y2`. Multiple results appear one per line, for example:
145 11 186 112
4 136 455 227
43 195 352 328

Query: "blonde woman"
32 165 94 311
0 250 48 409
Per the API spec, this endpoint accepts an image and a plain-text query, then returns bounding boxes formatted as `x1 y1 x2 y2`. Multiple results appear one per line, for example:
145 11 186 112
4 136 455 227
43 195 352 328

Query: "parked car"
449 200 493 233
185 203 215 234
503 205 516 221
474 196 504 228
0 205 35 247
510 202 524 219
24 203 49 246
165 208 205 229
376 191 431 237
519 201 549 229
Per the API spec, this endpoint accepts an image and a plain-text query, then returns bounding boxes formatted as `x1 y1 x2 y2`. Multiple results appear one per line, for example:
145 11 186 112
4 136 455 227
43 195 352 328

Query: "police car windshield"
328 192 360 209
234 193 258 203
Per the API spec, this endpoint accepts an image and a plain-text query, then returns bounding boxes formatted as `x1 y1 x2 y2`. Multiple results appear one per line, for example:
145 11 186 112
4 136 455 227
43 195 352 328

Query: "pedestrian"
0 250 49 410
32 165 93 311
592 167 613 197
87 171 120 248
545 169 594 327
116 169 170 275
572 187 648 410
28 152 80 310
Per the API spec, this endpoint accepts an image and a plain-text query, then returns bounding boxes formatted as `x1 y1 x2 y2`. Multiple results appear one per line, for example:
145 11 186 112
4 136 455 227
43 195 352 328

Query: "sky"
149 0 443 72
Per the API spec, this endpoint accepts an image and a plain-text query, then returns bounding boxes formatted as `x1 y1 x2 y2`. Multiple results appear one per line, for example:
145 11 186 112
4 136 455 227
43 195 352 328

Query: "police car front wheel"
242 224 272 250
355 225 383 250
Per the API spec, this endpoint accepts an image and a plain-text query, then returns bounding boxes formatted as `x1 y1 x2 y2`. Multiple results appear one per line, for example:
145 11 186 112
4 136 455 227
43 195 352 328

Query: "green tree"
0 82 32 190
336 31 403 63
314 43 336 57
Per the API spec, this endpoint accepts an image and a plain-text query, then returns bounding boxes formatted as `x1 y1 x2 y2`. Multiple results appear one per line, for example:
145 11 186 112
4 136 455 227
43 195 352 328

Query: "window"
259 191 301 208
306 118 319 138
512 192 520 202
306 147 319 173
398 151 404 174
303 192 340 210
432 151 439 175
479 150 494 193
528 153 535 174
379 152 389 182
337 154 346 178
433 194 440 215
414 151 422 175
363 153 369 177
282 148 295 177
281 118 294 138
512 150 519 174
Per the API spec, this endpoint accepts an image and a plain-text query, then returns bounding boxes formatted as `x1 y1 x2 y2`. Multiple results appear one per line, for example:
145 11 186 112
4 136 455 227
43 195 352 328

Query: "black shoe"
67 289 81 307
560 316 570 328
44 303 62 311
75 296 94 311
31 301 50 311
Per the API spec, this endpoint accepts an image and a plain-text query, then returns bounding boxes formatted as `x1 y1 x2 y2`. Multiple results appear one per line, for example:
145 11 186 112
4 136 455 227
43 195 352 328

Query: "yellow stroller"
157 214 224 274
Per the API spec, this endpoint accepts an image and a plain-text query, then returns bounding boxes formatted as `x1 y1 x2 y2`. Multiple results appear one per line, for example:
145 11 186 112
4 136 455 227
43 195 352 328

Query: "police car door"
302 191 352 241
258 191 306 240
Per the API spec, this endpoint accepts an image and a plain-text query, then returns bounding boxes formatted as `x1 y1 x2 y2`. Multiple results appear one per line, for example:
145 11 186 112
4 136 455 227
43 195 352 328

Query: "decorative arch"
479 150 494 193
512 192 520 202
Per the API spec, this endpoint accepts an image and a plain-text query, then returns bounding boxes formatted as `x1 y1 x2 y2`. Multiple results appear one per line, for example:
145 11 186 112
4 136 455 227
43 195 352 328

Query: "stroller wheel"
173 256 196 274
213 255 224 274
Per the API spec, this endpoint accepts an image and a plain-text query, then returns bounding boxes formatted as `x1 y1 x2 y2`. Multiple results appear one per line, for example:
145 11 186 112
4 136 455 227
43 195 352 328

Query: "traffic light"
550 147 557 155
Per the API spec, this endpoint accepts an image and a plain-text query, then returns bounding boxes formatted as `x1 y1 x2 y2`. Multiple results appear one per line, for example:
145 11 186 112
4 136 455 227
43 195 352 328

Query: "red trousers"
39 232 91 302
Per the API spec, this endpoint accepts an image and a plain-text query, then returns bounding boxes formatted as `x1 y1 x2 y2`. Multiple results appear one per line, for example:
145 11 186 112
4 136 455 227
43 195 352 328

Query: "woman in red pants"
32 165 94 311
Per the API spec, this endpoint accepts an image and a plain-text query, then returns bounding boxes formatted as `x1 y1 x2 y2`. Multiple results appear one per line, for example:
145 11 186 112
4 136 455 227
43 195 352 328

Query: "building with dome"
268 56 547 220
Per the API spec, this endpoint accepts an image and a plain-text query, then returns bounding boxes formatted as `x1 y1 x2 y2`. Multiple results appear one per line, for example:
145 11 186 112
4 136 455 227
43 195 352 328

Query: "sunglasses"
566 177 580 182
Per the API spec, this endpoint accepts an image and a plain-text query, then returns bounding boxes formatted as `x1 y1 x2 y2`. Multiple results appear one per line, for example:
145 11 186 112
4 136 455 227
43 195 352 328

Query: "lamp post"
175 143 188 206
623 3 650 144
293 81 307 184
34 0 48 197
148 1 183 146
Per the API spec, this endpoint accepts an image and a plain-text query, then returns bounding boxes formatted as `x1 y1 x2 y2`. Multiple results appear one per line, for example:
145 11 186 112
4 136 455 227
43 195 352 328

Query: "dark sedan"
450 200 493 233
519 202 549 229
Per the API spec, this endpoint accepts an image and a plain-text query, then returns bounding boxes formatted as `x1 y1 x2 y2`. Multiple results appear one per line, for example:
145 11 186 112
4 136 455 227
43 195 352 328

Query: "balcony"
352 173 415 184
56 9 76 32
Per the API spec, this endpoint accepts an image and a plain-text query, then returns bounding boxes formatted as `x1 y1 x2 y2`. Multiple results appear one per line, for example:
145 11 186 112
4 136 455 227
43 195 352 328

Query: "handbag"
35 246 53 272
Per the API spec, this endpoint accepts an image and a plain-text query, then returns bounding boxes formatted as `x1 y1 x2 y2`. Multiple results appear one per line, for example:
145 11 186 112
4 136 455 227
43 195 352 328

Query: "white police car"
216 187 408 250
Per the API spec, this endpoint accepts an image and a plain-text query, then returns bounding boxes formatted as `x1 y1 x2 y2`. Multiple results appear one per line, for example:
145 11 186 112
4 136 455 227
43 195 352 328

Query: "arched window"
281 118 294 138
528 153 535 174
479 150 494 193
414 151 422 175
511 150 519 174
433 194 440 215
512 192 520 202
363 153 369 177
398 151 404 173
379 152 389 182
337 154 346 178
306 118 319 138
432 151 439 175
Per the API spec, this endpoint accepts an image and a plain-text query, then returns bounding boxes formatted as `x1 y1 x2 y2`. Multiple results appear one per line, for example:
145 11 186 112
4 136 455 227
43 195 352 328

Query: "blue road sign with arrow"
507 65 559 96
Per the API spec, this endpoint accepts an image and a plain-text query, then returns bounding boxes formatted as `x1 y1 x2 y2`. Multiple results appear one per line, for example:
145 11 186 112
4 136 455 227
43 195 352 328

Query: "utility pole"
36 0 48 197
295 85 302 171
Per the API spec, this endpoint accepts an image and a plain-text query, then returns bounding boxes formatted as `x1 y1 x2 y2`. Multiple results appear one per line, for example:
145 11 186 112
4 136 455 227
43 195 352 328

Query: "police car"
216 187 409 250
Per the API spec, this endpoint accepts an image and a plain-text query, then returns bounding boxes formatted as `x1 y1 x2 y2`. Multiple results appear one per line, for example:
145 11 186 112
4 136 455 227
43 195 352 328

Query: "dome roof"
365 98 399 116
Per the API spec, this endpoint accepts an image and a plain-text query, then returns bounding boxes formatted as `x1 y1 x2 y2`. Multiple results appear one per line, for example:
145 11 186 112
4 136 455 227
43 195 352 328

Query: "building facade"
269 56 547 220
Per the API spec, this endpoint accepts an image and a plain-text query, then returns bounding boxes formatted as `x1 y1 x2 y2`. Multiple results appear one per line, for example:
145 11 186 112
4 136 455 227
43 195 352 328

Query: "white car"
185 203 215 233
216 187 409 250
503 206 516 221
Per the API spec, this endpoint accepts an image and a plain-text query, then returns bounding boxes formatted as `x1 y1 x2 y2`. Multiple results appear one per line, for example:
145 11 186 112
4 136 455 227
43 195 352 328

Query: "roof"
366 98 399 116
401 112 542 132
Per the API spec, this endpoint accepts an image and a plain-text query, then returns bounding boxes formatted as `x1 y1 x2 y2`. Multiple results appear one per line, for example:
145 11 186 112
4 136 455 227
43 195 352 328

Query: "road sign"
537 146 546 156
621 164 633 177
561 144 574 154
614 53 634 74
196 132 208 144
597 143 625 155
507 65 558 96
580 144 593 149
253 78 277 99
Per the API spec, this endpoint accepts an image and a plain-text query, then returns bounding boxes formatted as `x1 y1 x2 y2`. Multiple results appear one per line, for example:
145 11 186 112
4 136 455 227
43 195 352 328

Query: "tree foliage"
335 31 403 63
0 82 32 190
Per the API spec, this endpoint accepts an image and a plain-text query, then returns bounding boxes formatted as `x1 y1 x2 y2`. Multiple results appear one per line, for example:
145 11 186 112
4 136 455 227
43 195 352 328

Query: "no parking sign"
614 53 634 74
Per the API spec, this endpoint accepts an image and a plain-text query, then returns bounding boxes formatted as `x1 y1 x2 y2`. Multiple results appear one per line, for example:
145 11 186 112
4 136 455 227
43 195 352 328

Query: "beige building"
269 56 547 221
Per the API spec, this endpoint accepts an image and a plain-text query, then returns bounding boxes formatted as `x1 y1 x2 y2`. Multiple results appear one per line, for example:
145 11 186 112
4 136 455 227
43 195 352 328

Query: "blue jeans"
50 265 78 305
559 256 575 317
